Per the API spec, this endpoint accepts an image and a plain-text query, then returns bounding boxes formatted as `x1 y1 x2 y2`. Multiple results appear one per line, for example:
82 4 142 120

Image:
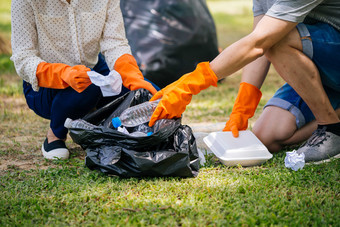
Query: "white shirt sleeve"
100 0 132 70
10 0 45 91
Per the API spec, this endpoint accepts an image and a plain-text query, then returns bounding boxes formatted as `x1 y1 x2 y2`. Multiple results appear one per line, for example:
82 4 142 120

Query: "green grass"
0 0 11 40
1 157 339 226
0 0 13 72
0 54 16 75
207 0 253 48
1 0 339 226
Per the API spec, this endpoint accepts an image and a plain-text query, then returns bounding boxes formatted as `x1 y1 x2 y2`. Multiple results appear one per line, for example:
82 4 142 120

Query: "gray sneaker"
297 126 340 164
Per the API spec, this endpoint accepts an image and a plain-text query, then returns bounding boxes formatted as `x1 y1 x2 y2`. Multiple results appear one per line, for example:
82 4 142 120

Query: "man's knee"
252 107 298 152
252 126 281 153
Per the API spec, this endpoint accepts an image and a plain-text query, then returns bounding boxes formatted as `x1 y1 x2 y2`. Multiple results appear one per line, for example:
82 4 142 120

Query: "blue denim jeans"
265 23 340 128
23 54 159 139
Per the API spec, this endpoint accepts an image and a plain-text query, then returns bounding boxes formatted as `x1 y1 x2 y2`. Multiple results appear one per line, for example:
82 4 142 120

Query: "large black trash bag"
120 0 219 88
69 89 200 178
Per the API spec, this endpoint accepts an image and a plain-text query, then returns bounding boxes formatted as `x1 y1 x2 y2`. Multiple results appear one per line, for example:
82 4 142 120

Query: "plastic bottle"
117 124 153 137
132 123 154 136
112 99 160 128
64 118 97 130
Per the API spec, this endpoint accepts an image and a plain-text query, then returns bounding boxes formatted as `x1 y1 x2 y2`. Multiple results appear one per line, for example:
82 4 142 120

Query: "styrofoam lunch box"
203 130 273 167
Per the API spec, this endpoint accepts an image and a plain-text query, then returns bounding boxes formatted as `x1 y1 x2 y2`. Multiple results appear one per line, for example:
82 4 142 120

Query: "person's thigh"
266 82 340 128
297 23 340 92
23 81 58 119
50 84 103 138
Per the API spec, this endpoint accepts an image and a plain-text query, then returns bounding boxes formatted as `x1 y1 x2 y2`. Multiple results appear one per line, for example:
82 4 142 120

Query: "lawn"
1 0 339 226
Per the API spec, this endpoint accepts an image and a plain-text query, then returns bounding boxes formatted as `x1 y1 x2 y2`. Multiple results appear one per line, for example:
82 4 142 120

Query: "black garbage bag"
68 89 200 178
120 0 219 88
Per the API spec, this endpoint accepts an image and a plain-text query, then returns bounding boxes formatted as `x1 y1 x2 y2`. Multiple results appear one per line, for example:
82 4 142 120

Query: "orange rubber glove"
149 62 218 126
114 54 157 95
223 82 262 137
36 62 91 93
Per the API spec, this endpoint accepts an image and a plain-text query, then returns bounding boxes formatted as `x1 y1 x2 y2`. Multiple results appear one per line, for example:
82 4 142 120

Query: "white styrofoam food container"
203 131 273 167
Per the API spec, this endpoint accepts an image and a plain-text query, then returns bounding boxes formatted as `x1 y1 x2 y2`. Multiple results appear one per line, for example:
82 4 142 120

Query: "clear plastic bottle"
112 99 160 128
64 118 97 130
132 123 154 136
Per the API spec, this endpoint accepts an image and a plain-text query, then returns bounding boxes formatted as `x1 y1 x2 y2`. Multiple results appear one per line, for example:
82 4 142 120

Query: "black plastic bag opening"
69 89 200 178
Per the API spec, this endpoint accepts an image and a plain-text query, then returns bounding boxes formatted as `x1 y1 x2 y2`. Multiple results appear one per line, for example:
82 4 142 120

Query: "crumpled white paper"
87 70 122 97
284 150 305 171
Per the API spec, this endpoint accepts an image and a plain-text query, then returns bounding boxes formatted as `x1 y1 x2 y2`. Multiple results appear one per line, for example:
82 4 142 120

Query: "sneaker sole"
41 144 69 160
306 153 340 165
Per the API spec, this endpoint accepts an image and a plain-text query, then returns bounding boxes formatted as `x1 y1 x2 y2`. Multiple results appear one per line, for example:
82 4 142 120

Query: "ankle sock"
319 122 340 136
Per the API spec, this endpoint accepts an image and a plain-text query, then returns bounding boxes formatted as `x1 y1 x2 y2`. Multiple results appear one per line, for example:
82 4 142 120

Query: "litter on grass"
203 131 273 167
284 150 305 171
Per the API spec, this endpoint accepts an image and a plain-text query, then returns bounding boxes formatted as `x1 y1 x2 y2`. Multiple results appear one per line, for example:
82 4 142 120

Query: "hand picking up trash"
11 0 160 161
145 0 340 165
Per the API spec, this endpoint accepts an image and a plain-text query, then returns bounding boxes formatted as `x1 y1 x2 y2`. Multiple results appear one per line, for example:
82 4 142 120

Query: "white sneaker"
41 138 69 160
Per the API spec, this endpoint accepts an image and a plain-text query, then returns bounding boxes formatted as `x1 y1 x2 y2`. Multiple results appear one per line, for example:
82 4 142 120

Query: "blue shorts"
265 23 340 128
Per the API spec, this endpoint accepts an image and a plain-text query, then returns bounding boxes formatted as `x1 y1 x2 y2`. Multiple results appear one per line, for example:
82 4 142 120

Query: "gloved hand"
36 62 92 93
114 54 157 95
223 82 262 137
149 62 218 126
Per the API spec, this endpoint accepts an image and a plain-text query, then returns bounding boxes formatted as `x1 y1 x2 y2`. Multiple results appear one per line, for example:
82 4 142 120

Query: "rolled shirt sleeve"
253 0 267 17
266 0 324 23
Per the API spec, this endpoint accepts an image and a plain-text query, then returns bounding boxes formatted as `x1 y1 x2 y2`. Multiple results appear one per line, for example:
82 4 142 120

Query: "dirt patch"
0 159 49 171
0 95 28 113
0 143 86 172
0 94 86 172
0 35 11 55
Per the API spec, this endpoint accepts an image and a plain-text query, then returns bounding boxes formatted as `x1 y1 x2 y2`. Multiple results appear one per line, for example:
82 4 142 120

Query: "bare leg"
265 28 339 125
253 106 315 152
253 107 340 153
47 128 66 143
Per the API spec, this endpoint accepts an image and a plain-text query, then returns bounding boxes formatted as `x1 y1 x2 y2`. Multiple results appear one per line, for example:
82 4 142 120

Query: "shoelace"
306 126 330 147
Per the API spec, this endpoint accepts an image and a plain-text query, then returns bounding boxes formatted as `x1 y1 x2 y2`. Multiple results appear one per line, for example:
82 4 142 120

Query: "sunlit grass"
1 160 339 226
0 0 11 41
208 0 253 48
0 1 339 226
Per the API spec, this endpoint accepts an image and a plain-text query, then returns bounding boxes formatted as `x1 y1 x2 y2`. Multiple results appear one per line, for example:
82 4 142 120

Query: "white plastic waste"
117 126 130 135
87 70 122 97
203 130 273 167
117 126 149 137
197 149 206 166
64 118 97 130
284 150 305 171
